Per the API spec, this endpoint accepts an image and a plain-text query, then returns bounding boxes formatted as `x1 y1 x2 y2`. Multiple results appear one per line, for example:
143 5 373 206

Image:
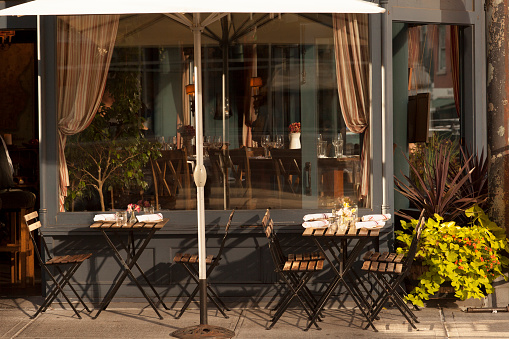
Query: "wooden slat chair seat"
174 253 214 265
173 209 235 319
24 211 92 319
45 253 92 265
360 210 426 331
261 209 324 330
287 252 325 262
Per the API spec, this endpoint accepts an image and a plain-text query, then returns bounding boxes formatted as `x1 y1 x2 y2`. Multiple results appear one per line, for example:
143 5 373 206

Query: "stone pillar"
487 0 509 234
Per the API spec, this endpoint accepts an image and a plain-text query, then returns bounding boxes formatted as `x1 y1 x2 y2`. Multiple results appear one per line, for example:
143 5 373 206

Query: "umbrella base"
170 324 235 338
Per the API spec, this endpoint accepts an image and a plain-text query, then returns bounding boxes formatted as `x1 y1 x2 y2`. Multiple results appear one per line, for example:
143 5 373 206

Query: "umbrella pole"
171 13 234 339
192 17 208 326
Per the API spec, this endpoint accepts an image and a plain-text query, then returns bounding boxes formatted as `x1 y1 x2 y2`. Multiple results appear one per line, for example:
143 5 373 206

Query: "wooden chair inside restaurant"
261 209 324 330
244 147 265 158
228 147 251 197
173 209 235 319
0 190 37 287
207 148 227 187
270 148 302 196
23 211 92 319
150 149 194 210
360 209 425 331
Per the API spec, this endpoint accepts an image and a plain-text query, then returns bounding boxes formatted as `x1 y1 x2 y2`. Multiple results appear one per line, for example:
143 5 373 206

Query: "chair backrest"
151 149 193 209
261 209 271 238
207 148 226 186
271 148 302 176
270 148 302 194
23 211 52 266
403 209 426 272
228 147 251 189
260 209 287 266
214 209 235 264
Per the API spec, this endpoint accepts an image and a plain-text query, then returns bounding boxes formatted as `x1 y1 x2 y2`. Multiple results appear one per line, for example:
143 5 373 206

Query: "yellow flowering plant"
396 205 509 307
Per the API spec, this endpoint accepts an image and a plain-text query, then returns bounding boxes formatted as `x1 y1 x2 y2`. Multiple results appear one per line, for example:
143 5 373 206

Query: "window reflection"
63 13 369 212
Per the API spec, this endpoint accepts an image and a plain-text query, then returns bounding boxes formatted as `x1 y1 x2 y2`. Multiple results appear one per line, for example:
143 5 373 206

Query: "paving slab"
1 296 509 338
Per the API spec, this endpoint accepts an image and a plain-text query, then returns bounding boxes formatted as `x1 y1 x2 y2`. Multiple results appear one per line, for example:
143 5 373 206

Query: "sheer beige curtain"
333 13 370 202
57 15 119 211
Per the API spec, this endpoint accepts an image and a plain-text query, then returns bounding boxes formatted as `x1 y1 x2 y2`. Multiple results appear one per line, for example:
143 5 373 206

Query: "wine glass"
214 136 223 149
157 136 166 150
261 135 271 157
332 133 343 158
276 135 284 148
167 136 177 150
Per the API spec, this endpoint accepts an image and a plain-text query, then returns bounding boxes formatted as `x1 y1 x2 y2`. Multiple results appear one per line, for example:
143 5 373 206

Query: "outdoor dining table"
90 218 170 319
302 224 380 330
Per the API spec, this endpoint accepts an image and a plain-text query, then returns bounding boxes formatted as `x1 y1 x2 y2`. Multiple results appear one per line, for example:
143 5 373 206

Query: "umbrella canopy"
0 0 385 16
0 0 385 329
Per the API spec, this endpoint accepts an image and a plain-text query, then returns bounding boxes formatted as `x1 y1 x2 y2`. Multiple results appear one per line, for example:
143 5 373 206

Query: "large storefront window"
393 23 465 213
62 13 371 212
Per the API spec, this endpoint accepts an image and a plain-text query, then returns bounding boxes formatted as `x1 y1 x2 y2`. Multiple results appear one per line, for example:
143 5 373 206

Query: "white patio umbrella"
0 1 385 337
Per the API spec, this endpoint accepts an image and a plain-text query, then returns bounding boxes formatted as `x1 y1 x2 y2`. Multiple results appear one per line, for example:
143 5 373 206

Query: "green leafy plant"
396 205 509 307
65 48 161 211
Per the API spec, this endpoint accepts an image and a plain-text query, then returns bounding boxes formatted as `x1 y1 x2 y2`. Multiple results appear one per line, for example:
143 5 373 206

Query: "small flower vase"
289 132 301 149
183 136 194 156
129 211 137 224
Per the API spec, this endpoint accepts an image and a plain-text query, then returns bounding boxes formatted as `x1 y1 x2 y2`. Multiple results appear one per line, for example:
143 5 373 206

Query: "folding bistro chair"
24 211 92 319
261 209 324 330
173 209 235 319
361 210 426 330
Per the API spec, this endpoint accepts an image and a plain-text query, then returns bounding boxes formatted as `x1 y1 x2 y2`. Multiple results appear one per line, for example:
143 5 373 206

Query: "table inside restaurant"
90 218 169 319
303 224 380 331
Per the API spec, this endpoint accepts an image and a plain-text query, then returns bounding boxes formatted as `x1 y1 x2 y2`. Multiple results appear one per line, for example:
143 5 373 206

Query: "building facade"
0 1 494 303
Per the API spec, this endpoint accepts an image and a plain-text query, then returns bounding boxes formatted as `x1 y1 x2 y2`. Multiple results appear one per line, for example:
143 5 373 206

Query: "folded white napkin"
136 213 164 223
361 214 391 222
303 213 333 222
93 214 116 222
355 220 385 229
302 220 330 228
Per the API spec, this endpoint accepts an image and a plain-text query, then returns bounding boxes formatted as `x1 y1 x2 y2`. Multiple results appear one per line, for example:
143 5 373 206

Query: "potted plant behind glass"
288 122 301 149
65 47 161 212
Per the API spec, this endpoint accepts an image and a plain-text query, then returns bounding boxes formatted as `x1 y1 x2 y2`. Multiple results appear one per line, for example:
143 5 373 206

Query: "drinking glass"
143 206 155 214
115 211 128 226
261 135 271 157
214 136 223 149
276 135 284 148
204 136 212 147
168 136 177 150
157 136 166 150
332 133 344 158
317 140 327 158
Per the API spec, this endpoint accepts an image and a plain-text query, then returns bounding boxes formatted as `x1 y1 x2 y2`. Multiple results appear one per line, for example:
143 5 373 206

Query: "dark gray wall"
43 221 391 303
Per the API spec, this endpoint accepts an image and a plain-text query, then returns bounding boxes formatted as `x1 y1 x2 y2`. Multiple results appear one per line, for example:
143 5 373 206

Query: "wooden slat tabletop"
302 226 380 238
90 218 169 230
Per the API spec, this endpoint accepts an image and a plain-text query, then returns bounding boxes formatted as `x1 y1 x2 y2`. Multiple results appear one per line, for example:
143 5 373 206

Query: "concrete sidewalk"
1 297 509 338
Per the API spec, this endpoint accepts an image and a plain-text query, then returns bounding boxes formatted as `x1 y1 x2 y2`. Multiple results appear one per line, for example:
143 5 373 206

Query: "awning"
0 0 385 16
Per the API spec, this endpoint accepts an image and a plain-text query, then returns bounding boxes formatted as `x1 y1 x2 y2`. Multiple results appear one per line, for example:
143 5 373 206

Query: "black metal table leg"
94 228 163 319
